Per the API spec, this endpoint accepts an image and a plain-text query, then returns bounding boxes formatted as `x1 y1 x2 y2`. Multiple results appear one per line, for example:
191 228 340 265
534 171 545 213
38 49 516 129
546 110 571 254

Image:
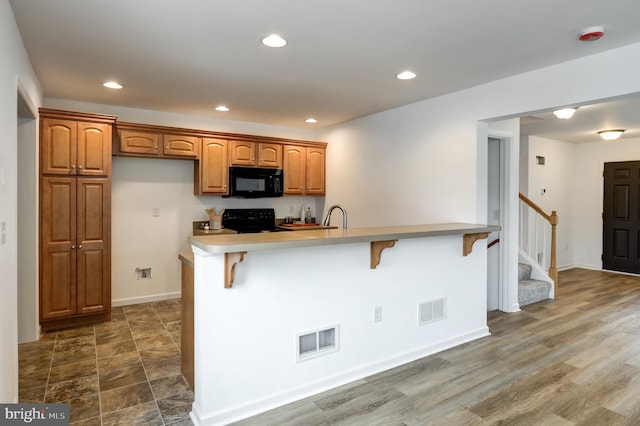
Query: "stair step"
518 263 532 281
519 279 551 307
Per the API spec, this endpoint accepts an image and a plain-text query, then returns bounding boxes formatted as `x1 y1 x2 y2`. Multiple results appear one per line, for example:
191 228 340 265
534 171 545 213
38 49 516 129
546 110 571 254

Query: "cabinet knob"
71 245 75 249
154 145 158 149
78 245 82 249
78 165 83 169
71 165 75 169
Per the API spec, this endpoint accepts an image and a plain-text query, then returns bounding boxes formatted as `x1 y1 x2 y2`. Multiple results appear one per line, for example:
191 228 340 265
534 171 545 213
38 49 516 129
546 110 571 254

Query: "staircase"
518 263 552 306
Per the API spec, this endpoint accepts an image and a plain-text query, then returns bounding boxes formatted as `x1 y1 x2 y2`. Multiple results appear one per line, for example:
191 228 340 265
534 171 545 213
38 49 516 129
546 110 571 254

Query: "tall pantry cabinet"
39 109 117 330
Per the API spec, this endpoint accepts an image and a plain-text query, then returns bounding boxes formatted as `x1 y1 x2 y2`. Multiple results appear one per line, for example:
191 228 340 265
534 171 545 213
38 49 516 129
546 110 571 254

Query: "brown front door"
603 161 640 274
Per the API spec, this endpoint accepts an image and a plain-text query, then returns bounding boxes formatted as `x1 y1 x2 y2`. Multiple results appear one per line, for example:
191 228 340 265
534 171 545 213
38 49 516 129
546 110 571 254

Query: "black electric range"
222 208 287 233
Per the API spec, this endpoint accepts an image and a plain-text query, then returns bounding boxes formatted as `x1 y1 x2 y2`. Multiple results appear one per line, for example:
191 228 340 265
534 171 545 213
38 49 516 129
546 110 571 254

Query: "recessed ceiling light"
214 105 230 112
396 71 416 80
103 81 123 89
598 129 625 141
261 34 287 48
305 118 318 124
553 108 577 119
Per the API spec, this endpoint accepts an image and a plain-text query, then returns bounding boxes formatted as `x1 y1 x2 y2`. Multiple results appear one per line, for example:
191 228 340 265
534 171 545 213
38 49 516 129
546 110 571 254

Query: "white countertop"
190 222 500 254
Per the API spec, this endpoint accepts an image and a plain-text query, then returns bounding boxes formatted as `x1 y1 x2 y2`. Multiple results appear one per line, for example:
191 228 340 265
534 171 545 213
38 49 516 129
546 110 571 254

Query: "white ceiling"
9 0 640 138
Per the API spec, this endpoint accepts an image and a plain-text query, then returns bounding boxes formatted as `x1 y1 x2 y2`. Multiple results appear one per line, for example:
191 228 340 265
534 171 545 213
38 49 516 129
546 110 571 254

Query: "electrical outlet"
374 306 382 323
152 207 160 217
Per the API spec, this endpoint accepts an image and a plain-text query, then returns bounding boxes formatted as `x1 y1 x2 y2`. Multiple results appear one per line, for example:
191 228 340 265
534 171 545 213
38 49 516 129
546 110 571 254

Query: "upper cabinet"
115 123 200 159
164 134 200 158
283 145 326 195
229 141 282 168
41 110 116 177
196 138 229 195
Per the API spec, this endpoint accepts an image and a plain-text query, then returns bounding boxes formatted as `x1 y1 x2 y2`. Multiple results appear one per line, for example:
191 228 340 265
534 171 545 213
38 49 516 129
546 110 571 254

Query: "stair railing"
518 193 558 295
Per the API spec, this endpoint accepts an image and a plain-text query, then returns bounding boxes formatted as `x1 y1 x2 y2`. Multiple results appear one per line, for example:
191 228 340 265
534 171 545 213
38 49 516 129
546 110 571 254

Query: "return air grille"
418 298 446 326
296 325 339 362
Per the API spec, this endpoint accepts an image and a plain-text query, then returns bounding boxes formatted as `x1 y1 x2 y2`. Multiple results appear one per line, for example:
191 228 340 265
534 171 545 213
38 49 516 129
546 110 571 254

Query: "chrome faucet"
323 204 347 229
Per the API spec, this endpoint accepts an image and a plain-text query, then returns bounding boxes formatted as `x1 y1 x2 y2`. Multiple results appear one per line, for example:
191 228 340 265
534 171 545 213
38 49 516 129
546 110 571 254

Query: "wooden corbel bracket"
225 251 247 288
370 240 397 269
463 232 490 256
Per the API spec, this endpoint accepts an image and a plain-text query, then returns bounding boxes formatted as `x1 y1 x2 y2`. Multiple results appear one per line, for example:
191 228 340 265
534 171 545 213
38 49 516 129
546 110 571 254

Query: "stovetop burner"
222 208 277 233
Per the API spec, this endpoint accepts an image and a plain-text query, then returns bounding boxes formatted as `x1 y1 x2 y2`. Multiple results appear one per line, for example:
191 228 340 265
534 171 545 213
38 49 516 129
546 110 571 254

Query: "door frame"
479 123 520 313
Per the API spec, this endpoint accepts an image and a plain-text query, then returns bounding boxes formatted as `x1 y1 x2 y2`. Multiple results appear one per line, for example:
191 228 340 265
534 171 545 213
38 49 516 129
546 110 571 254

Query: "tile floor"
18 299 193 425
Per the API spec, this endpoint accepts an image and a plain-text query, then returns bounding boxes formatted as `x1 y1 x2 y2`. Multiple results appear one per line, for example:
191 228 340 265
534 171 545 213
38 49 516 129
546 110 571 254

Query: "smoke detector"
579 26 605 41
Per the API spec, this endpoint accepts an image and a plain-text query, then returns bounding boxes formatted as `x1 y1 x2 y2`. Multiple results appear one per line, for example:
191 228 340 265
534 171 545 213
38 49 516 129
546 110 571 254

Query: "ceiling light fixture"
103 81 123 89
305 118 317 124
214 105 230 112
261 34 287 48
552 108 577 119
598 129 625 141
396 71 416 80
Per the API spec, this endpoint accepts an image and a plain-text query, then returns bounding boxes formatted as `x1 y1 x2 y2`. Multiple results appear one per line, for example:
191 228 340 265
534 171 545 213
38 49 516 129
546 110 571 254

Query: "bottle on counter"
300 205 306 223
305 207 312 223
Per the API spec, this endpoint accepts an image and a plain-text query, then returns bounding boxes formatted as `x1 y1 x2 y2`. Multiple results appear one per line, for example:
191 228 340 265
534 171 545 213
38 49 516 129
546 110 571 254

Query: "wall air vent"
418 298 446 326
296 325 339 362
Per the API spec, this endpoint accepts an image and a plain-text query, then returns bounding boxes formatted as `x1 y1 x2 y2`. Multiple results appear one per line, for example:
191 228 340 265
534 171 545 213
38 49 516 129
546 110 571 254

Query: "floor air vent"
296 325 339 362
418 298 446 326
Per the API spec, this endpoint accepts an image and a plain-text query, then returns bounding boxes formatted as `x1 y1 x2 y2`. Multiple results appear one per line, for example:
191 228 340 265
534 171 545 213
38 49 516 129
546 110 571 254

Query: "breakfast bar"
188 222 499 425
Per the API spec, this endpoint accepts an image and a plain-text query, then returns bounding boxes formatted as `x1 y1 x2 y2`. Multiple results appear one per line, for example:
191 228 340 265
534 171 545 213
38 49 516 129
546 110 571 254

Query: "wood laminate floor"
19 268 640 425
232 268 640 425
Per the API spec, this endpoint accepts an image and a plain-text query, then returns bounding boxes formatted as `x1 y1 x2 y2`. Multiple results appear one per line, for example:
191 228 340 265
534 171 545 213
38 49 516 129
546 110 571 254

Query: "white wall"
572 136 640 270
319 42 640 231
524 136 575 270
0 0 42 403
43 99 324 305
523 135 640 272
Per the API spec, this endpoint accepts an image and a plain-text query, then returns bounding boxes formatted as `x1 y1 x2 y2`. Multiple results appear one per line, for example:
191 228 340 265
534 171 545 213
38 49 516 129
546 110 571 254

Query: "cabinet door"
258 143 282 168
77 122 111 176
40 177 77 320
306 147 326 195
197 138 228 194
41 118 77 175
283 145 306 195
119 130 161 155
164 134 200 158
229 140 255 166
76 179 110 315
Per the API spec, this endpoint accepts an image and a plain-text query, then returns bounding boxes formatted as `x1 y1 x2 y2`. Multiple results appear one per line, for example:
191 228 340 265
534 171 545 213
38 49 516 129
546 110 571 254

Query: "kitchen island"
189 222 499 425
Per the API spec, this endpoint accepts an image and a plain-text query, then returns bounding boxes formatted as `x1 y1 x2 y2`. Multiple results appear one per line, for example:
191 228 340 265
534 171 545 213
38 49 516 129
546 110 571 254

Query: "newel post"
549 211 559 296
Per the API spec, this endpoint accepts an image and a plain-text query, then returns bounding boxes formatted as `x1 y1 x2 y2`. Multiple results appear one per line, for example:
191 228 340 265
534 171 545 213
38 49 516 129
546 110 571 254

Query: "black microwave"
225 167 284 198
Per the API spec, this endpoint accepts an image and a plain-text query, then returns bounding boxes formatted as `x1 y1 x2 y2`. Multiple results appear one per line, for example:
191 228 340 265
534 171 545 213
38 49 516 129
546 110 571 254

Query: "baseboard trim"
192 326 490 426
112 292 181 307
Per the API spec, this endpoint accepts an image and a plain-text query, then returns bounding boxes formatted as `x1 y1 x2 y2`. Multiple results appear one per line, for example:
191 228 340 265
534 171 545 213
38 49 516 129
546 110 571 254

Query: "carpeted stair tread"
518 263 551 306
519 279 552 306
518 263 532 280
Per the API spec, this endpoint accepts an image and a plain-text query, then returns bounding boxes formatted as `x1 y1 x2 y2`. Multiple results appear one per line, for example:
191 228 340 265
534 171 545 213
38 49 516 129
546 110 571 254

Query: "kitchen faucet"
323 205 347 229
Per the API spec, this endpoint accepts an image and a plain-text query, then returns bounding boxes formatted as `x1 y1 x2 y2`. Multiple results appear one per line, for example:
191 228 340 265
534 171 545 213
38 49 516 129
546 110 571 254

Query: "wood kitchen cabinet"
39 109 115 330
283 145 326 195
229 140 282 168
41 116 112 176
116 123 200 159
40 177 111 323
195 138 229 194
